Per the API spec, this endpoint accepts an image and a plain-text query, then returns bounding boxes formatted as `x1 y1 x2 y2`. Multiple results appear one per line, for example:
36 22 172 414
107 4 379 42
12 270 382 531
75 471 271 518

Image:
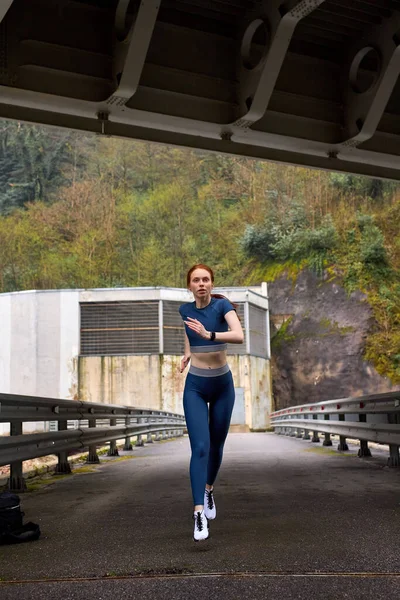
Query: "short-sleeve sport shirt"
179 297 234 353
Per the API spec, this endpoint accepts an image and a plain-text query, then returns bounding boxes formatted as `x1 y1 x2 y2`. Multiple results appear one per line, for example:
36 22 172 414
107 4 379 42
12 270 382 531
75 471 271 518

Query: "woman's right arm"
180 332 191 373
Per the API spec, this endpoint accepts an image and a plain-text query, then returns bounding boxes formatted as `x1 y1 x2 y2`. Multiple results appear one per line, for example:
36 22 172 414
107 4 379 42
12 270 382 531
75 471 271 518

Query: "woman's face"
188 268 213 299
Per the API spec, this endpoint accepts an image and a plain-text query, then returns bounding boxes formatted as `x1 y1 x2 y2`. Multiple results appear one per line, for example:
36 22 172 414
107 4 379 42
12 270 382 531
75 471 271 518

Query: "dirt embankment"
268 269 400 410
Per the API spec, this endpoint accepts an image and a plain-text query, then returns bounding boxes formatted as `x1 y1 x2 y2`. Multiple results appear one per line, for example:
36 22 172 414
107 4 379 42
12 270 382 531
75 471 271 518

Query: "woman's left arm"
184 310 244 344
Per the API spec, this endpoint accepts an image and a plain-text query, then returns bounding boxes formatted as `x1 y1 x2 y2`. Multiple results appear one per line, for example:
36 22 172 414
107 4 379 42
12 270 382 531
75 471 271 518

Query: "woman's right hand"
180 354 191 373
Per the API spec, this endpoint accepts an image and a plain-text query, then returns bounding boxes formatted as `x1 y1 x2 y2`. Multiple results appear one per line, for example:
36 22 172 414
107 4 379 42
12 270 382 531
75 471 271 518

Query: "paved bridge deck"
1 433 399 599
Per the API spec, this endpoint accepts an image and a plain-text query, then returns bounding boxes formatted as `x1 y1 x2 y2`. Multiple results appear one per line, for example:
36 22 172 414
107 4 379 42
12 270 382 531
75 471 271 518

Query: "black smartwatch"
210 331 216 341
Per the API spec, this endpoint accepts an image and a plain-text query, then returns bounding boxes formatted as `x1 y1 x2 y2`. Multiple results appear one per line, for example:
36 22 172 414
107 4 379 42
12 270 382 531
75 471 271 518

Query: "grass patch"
304 446 352 457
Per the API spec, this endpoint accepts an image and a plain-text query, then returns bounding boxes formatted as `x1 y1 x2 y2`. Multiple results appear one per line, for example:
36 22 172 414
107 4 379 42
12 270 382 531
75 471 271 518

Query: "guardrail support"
311 415 319 442
136 417 144 446
7 423 27 492
322 414 332 446
303 428 311 440
358 414 372 457
296 427 303 438
124 417 133 450
87 418 100 464
155 431 161 441
337 414 349 451
108 418 119 456
55 420 72 474
387 413 400 466
388 444 400 467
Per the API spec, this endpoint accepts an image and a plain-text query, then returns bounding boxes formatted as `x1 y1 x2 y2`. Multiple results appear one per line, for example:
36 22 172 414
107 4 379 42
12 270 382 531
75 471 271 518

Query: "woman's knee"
191 439 209 460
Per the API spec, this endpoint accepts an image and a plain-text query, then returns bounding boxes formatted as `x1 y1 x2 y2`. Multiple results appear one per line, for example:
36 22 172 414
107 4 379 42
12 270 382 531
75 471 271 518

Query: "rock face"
268 269 400 410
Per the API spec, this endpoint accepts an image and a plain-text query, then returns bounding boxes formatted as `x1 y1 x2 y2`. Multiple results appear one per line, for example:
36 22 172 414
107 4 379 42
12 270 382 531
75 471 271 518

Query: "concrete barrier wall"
79 354 272 430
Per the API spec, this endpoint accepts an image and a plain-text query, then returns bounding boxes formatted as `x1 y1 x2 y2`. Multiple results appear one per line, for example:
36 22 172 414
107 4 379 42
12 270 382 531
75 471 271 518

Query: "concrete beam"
232 0 326 128
0 0 14 23
107 0 161 107
341 12 400 148
0 85 399 180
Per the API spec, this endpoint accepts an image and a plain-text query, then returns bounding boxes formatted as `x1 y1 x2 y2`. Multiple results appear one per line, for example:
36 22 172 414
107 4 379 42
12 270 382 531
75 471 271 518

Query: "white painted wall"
0 287 272 434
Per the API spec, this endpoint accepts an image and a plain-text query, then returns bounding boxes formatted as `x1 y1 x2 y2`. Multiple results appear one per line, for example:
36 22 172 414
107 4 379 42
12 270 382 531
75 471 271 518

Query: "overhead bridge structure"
1 0 400 179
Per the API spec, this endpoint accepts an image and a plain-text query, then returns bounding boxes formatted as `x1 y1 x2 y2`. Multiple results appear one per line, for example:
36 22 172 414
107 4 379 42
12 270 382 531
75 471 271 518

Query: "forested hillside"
0 119 399 383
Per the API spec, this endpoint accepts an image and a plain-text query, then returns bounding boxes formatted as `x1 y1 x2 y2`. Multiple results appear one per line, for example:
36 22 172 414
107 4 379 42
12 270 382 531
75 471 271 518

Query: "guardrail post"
55 420 72 474
357 414 372 457
87 418 100 464
146 417 154 443
322 414 332 446
162 430 168 440
311 415 319 442
124 417 133 450
387 413 400 467
388 444 400 467
7 422 27 493
108 418 119 456
296 426 303 438
289 424 296 437
155 431 161 441
136 416 144 446
337 414 349 451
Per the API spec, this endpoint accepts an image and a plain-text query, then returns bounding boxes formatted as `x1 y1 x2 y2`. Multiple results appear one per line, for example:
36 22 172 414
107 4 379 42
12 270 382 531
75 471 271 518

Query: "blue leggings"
183 366 235 505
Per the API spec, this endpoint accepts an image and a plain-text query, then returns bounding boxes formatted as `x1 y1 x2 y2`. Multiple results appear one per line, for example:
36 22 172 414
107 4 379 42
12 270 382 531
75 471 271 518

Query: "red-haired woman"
179 264 244 541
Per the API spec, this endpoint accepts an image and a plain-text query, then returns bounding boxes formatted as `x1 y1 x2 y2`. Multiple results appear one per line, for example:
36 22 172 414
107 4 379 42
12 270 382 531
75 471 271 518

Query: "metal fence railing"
270 391 400 466
0 393 186 492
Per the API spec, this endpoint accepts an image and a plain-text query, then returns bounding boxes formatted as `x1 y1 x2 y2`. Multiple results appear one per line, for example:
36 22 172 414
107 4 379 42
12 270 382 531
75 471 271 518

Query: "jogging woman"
179 264 244 541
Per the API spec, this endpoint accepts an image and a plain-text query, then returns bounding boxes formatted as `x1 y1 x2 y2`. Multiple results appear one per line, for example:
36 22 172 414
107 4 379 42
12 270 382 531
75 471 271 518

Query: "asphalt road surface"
1 433 399 599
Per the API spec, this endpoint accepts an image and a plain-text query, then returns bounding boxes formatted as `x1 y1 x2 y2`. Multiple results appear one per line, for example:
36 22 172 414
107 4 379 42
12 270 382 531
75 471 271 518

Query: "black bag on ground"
0 492 40 545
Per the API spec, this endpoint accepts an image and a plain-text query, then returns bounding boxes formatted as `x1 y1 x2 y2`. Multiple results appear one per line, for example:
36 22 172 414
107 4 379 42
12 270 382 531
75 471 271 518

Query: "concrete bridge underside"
0 0 400 179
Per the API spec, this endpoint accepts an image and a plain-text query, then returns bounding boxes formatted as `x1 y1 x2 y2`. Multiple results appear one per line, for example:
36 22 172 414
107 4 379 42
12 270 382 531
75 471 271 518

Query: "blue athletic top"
179 297 234 353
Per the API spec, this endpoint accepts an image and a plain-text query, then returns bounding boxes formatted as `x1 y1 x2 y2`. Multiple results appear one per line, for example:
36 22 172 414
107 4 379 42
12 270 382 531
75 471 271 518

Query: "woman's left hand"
184 317 209 339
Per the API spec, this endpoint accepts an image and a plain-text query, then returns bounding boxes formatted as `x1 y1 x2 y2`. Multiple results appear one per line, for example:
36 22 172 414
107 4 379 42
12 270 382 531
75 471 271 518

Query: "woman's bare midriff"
190 350 227 369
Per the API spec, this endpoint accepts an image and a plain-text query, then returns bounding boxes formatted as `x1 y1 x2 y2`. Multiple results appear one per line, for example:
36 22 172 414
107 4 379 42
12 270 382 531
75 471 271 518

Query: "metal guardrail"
0 393 186 492
270 391 400 466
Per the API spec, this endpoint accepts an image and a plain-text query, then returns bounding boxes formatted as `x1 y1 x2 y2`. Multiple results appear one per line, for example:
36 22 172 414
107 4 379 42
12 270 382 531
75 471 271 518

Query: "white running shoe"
204 488 216 520
193 510 209 542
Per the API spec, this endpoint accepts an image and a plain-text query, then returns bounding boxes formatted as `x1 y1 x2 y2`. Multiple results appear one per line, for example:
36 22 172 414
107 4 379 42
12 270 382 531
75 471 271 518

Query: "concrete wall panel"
10 292 37 395
36 292 60 398
60 291 80 399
